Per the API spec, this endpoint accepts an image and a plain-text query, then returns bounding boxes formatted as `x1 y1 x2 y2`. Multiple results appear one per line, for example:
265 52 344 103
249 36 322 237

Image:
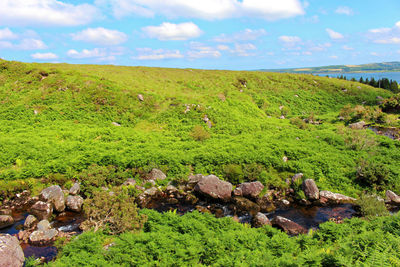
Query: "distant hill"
261 61 400 74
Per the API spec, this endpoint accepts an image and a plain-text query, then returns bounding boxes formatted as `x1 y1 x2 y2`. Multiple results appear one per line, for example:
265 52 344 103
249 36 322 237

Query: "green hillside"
0 59 399 198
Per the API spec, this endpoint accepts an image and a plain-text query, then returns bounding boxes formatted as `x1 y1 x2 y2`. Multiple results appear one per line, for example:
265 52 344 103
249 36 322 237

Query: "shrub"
223 164 244 184
380 93 400 113
290 117 308 129
339 104 387 124
356 159 390 190
190 125 210 141
356 193 389 218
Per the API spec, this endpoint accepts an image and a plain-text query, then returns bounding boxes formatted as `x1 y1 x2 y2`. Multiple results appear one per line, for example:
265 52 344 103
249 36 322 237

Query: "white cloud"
326 28 344 40
0 0 99 26
187 42 221 58
231 43 257 57
329 55 338 59
0 41 13 49
31 52 58 60
369 28 391 34
335 6 353 15
0 28 18 40
106 0 304 21
369 21 400 44
214 29 267 42
134 48 184 60
217 45 230 51
67 48 107 59
342 45 354 50
16 39 47 50
72 28 127 45
143 22 202 41
279 35 302 44
375 37 400 44
308 42 331 52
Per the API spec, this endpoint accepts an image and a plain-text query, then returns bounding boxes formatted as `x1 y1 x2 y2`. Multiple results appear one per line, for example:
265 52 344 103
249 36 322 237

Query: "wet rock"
281 199 290 206
30 201 53 221
194 175 233 202
147 168 166 181
166 185 178 195
66 196 84 212
319 191 356 205
233 197 260 215
187 174 204 188
291 173 303 184
257 194 276 213
348 121 366 130
29 228 58 246
386 190 400 204
272 216 307 235
0 234 25 267
236 181 264 199
37 220 51 231
302 179 319 200
122 179 136 186
39 185 65 212
233 187 243 196
195 205 211 214
253 212 271 228
24 215 38 229
0 209 12 216
69 183 81 195
17 230 30 243
137 94 144 101
0 215 14 229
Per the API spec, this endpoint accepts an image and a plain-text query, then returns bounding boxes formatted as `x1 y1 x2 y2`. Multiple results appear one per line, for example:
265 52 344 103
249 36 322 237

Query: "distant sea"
315 71 400 83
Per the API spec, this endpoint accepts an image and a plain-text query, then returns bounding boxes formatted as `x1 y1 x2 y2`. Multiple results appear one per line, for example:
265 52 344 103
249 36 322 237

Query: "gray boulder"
69 183 81 195
252 212 271 228
348 121 366 130
29 229 58 246
0 215 14 229
272 216 307 235
235 181 264 198
302 179 319 200
30 201 53 220
66 195 84 212
40 185 65 212
36 220 51 231
194 175 233 202
386 190 400 204
24 215 38 229
147 168 166 181
0 234 25 267
319 191 356 205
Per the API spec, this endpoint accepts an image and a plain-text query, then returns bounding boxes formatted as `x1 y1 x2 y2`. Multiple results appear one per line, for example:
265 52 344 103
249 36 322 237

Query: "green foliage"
381 93 400 113
356 159 390 190
356 193 389 218
190 125 210 141
339 104 387 124
223 164 244 184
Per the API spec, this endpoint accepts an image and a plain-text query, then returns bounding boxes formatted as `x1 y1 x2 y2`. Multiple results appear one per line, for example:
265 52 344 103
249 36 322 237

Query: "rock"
112 122 121 126
24 215 38 229
319 191 356 205
291 173 303 184
194 175 233 202
69 183 81 195
271 216 307 235
233 187 243 196
29 229 58 246
36 220 51 231
66 196 84 212
348 121 366 130
137 94 144 101
30 201 53 221
0 209 12 216
122 179 136 186
0 234 25 267
386 190 400 204
39 185 65 212
203 115 209 122
233 197 260 215
252 212 271 228
236 181 264 198
0 215 14 229
280 115 285 119
257 193 276 213
282 156 288 162
302 179 319 200
188 174 204 187
281 199 290 206
147 168 166 181
166 185 178 195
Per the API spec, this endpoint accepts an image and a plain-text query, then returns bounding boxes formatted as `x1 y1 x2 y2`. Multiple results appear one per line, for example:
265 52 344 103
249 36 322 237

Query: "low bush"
356 193 389 218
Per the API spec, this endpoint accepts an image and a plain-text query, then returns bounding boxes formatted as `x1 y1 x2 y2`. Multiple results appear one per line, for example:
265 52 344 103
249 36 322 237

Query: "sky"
0 0 400 70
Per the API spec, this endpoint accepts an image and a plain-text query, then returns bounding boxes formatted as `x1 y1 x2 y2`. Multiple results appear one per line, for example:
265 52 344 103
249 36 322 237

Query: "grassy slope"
0 59 399 196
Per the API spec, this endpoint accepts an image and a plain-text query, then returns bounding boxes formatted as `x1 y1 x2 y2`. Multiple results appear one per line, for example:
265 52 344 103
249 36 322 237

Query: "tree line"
335 75 399 93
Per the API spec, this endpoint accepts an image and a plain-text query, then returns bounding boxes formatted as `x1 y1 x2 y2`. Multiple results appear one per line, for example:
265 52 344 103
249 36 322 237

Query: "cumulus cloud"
105 0 304 21
0 28 18 40
279 35 302 45
335 6 353 15
369 21 400 44
0 0 99 27
326 28 344 40
133 48 184 60
231 43 257 57
142 22 202 41
342 45 354 50
214 29 267 42
187 42 222 58
67 48 107 59
17 39 47 50
72 27 128 45
31 52 58 60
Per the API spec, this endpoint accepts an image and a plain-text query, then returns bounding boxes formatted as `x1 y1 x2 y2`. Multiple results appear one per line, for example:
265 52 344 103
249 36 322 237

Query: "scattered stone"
188 174 204 186
203 115 209 122
236 181 264 199
34 109 39 115
282 156 288 162
24 215 38 229
194 175 233 202
272 216 307 235
29 229 58 246
233 197 260 215
281 199 290 206
122 178 136 186
39 185 65 212
166 185 178 195
279 105 284 110
137 94 144 101
233 187 243 196
386 190 400 204
147 168 166 181
36 220 51 231
0 215 14 229
112 122 121 126
291 173 303 184
280 115 285 119
69 183 81 195
30 201 53 221
348 121 366 130
0 209 11 216
253 212 271 228
206 121 212 128
257 193 276 213
319 191 356 205
302 179 319 200
294 94 299 97
66 196 84 212
0 234 25 267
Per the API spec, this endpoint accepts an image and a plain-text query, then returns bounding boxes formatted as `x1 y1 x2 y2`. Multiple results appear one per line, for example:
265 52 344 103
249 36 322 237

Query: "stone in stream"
0 209 12 216
146 168 167 181
252 212 271 228
0 215 14 229
69 183 81 195
302 179 319 200
29 228 58 246
348 121 366 130
0 234 25 267
194 175 233 202
36 220 51 231
385 190 400 204
271 216 307 235
39 185 65 212
30 201 53 221
66 195 84 212
319 191 356 205
233 197 260 215
24 215 38 229
235 181 264 198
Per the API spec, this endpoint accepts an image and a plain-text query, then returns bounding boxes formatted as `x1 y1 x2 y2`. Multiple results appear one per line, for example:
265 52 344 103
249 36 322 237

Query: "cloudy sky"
0 0 399 70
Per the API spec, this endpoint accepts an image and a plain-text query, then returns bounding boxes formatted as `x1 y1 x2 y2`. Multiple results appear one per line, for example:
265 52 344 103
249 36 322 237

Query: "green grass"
0 59 399 198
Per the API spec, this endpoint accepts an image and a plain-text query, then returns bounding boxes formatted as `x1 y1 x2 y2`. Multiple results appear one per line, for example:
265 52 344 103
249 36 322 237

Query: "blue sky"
0 0 399 70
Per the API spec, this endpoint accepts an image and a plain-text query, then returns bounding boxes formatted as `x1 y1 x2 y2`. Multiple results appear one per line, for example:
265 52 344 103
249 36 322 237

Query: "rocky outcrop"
29 228 58 246
302 179 319 200
0 234 25 267
66 195 84 212
272 216 307 235
386 190 400 204
235 181 264 198
24 215 38 229
319 191 356 205
194 175 232 202
69 183 81 195
39 185 65 212
348 121 366 130
0 215 14 229
147 168 167 181
30 201 53 220
252 212 271 228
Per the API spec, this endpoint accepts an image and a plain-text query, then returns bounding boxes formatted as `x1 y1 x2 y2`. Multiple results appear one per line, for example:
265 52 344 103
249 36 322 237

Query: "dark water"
369 126 399 140
315 71 400 83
